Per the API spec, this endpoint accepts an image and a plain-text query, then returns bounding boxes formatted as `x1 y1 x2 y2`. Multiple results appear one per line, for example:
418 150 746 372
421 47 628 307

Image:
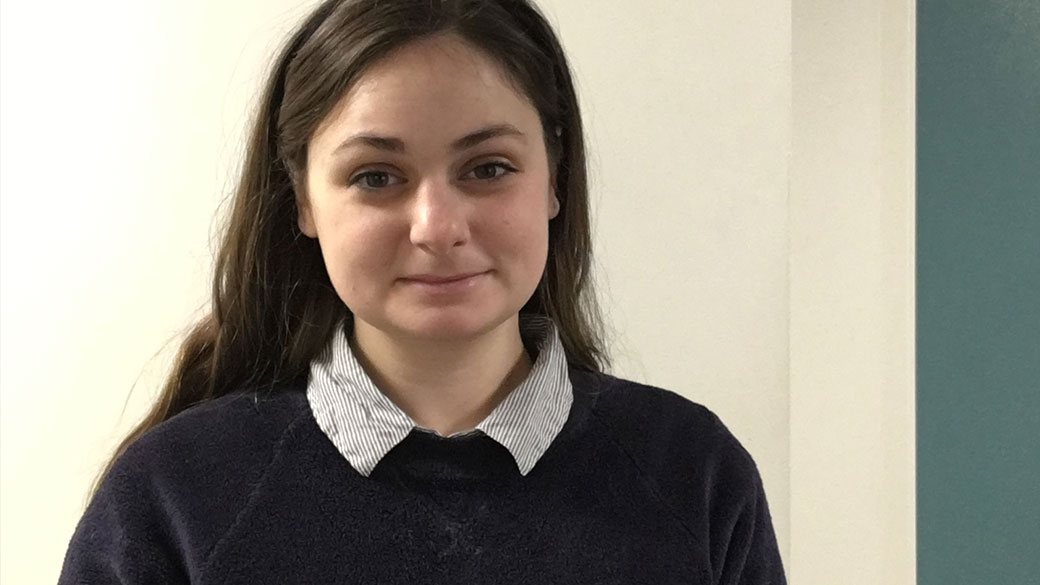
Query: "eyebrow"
332 123 526 156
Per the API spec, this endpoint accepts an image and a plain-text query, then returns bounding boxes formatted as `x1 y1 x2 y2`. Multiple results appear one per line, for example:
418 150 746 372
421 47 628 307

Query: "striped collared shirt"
306 314 574 477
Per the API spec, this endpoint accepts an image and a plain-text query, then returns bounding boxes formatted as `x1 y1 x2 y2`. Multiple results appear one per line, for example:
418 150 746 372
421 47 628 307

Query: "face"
299 34 559 344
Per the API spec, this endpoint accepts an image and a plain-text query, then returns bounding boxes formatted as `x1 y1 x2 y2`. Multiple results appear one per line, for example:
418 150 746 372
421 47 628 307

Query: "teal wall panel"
918 1 1040 584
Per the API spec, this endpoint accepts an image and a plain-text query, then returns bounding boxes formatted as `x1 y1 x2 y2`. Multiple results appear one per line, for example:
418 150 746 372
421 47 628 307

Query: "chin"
389 306 516 342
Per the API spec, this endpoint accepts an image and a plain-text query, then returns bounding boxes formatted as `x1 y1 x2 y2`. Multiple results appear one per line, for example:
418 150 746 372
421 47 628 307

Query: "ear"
548 193 561 219
296 194 318 238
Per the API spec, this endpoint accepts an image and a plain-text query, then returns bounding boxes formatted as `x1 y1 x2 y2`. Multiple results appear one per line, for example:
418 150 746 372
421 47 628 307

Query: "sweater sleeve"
583 374 787 584
57 448 190 585
702 408 786 585
713 462 787 585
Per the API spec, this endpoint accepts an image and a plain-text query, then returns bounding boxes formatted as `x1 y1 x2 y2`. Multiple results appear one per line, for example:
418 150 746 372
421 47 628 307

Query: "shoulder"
111 386 311 497
64 386 312 582
575 370 749 460
573 369 763 501
102 384 312 494
108 388 309 541
127 387 310 462
572 372 788 581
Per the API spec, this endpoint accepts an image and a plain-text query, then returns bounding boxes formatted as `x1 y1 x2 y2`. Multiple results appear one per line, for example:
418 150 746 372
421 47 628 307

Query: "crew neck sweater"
59 372 786 584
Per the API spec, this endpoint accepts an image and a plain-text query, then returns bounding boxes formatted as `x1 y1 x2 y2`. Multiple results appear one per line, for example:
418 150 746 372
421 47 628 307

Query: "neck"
350 315 534 436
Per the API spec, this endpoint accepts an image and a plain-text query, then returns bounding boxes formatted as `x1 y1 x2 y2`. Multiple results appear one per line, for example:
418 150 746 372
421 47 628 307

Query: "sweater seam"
586 386 701 546
197 407 311 582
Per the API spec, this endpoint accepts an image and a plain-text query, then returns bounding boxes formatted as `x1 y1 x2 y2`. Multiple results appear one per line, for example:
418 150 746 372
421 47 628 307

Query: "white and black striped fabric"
306 314 574 477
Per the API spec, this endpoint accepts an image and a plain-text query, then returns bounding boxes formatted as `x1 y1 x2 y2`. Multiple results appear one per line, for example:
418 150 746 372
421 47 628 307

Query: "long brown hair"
90 0 608 501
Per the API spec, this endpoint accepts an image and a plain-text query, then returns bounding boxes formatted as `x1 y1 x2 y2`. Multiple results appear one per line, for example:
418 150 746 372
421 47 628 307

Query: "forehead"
310 34 541 155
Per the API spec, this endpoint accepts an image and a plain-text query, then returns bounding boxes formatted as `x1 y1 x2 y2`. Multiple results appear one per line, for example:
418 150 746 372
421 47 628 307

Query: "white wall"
0 1 318 580
790 0 916 582
0 1 914 583
546 0 792 566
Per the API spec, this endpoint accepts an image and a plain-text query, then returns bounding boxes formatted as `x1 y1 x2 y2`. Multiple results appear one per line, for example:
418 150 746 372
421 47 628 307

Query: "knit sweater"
58 369 787 584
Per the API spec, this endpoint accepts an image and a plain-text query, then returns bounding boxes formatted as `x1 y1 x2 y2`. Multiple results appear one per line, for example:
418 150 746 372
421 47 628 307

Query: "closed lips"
403 271 487 283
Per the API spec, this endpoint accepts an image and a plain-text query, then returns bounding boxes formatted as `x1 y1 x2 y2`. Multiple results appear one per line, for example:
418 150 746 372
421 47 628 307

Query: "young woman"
59 1 786 583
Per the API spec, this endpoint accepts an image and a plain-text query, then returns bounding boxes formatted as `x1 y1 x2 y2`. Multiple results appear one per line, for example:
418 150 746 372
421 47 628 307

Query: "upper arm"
58 455 190 585
707 418 786 585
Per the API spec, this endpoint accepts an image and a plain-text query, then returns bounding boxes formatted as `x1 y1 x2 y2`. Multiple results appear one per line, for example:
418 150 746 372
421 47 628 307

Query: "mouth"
402 271 489 284
399 270 490 294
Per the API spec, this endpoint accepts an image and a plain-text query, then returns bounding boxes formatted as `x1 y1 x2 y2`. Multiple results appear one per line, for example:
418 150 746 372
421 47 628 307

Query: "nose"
409 178 470 255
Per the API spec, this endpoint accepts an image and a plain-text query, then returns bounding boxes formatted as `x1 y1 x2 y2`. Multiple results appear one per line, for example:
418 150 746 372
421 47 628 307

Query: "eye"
465 161 517 182
349 170 404 190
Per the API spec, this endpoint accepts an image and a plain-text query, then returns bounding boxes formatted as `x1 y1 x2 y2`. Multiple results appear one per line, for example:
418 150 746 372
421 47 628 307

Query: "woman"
59 0 786 583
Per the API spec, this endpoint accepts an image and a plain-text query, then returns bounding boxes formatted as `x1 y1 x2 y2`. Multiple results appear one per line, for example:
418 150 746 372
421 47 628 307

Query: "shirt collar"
306 314 573 477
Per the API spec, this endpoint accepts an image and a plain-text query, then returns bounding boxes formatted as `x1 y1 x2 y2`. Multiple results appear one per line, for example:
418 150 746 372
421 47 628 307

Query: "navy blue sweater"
59 369 786 584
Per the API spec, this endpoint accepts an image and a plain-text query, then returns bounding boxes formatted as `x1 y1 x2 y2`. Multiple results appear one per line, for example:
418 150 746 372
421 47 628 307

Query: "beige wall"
790 0 916 582
548 0 793 565
0 0 914 583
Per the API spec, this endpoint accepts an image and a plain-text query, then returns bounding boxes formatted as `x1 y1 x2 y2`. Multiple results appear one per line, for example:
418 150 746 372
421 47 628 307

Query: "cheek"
486 201 551 269
318 214 399 296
